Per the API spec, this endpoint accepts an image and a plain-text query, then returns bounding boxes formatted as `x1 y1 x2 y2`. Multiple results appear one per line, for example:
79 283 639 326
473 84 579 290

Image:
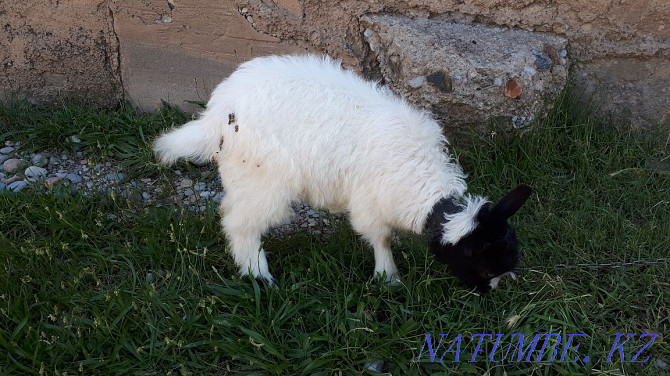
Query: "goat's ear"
491 185 532 219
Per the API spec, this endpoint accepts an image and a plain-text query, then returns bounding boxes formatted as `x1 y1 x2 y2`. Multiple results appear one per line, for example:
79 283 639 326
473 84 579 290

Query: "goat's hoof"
255 276 278 288
375 272 401 286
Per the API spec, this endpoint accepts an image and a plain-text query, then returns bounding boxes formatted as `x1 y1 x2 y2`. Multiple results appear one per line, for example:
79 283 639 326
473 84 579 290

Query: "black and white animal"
154 54 531 292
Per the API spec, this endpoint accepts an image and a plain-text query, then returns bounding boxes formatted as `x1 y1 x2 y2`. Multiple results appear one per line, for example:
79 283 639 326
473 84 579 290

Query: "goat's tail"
153 118 221 165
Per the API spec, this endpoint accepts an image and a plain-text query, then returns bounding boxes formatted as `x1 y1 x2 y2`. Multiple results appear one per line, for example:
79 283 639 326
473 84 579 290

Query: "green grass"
0 93 668 375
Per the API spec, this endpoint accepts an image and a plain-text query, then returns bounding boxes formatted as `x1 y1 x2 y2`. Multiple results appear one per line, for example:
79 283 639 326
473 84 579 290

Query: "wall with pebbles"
1 0 668 128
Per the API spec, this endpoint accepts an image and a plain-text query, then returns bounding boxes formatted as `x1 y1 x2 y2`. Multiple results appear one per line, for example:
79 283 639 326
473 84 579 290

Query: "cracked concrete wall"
111 0 304 112
1 0 668 127
243 0 670 127
0 0 123 105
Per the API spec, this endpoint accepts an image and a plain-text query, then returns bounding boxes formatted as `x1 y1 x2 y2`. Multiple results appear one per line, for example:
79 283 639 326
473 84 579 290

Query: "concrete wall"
1 0 668 127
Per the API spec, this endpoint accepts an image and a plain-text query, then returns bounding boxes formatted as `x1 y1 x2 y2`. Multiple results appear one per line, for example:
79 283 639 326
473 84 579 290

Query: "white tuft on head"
440 195 489 245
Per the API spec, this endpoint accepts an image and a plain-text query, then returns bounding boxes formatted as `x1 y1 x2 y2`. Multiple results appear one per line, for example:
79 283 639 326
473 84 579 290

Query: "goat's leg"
350 215 399 283
219 191 292 285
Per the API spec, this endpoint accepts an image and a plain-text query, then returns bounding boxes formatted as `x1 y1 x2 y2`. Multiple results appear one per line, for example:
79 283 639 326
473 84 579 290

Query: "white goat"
154 54 530 291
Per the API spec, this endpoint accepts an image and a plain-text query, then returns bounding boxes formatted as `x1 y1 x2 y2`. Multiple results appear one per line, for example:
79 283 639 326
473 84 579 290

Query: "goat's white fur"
441 195 489 245
154 54 486 283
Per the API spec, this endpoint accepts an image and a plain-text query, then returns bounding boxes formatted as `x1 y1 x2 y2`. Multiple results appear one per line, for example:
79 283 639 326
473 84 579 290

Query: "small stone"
503 79 522 99
194 182 206 191
105 172 127 182
407 76 425 88
67 135 81 143
142 192 151 201
0 146 14 154
65 173 83 184
426 71 453 93
80 159 88 166
30 154 48 167
184 189 194 197
55 172 67 179
200 191 211 198
534 52 553 71
523 66 537 76
5 175 21 184
180 178 193 188
7 180 28 192
364 360 384 373
24 166 48 180
559 49 568 58
493 77 503 86
2 158 26 173
86 182 94 189
4 141 14 147
45 177 63 188
0 183 5 190
212 192 225 203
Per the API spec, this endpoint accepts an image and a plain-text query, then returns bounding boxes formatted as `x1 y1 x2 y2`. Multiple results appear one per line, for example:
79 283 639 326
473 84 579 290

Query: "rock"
194 182 206 191
65 173 83 184
504 79 523 99
7 180 28 192
2 158 26 173
105 172 127 182
0 146 15 154
361 14 569 129
5 175 21 184
45 177 63 188
364 360 384 373
180 178 193 188
32 154 49 167
0 183 5 190
24 166 48 180
534 52 553 71
4 141 14 147
67 135 81 143
407 76 425 88
184 189 194 197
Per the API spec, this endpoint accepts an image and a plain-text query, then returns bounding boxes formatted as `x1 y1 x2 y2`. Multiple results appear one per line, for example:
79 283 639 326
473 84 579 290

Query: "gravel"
0 141 339 236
